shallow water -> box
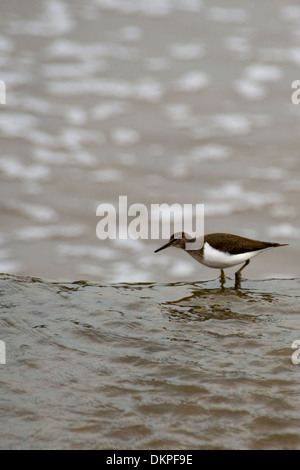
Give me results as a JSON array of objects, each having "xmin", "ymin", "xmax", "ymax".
[
  {"xmin": 1, "ymin": 274, "xmax": 300, "ymax": 449},
  {"xmin": 1, "ymin": 0, "xmax": 300, "ymax": 451}
]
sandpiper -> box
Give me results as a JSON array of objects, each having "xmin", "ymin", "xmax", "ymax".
[{"xmin": 155, "ymin": 232, "xmax": 288, "ymax": 285}]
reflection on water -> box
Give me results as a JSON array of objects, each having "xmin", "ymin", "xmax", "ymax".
[
  {"xmin": 161, "ymin": 282, "xmax": 276, "ymax": 321},
  {"xmin": 162, "ymin": 286, "xmax": 261, "ymax": 323},
  {"xmin": 1, "ymin": 274, "xmax": 300, "ymax": 449},
  {"xmin": 162, "ymin": 281, "xmax": 279, "ymax": 322}
]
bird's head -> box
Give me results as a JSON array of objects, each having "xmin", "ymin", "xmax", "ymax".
[{"xmin": 154, "ymin": 232, "xmax": 196, "ymax": 253}]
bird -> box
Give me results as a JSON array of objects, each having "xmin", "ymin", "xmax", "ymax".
[{"xmin": 154, "ymin": 232, "xmax": 288, "ymax": 286}]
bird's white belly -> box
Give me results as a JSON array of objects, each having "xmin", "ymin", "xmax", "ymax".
[{"xmin": 189, "ymin": 242, "xmax": 267, "ymax": 269}]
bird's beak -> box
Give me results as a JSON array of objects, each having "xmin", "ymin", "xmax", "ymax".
[{"xmin": 154, "ymin": 241, "xmax": 172, "ymax": 253}]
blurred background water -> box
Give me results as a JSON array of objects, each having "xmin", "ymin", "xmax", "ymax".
[
  {"xmin": 1, "ymin": 0, "xmax": 300, "ymax": 451},
  {"xmin": 0, "ymin": 0, "xmax": 299, "ymax": 282}
]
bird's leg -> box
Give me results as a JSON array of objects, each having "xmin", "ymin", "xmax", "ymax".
[
  {"xmin": 219, "ymin": 269, "xmax": 226, "ymax": 286},
  {"xmin": 235, "ymin": 259, "xmax": 250, "ymax": 285}
]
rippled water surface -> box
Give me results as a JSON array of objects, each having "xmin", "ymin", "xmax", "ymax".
[{"xmin": 1, "ymin": 274, "xmax": 300, "ymax": 449}]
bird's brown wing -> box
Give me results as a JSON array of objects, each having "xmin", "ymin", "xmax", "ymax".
[{"xmin": 204, "ymin": 233, "xmax": 286, "ymax": 255}]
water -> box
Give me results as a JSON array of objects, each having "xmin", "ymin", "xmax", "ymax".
[
  {"xmin": 1, "ymin": 0, "xmax": 300, "ymax": 450},
  {"xmin": 1, "ymin": 274, "xmax": 300, "ymax": 449},
  {"xmin": 0, "ymin": 0, "xmax": 299, "ymax": 282}
]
